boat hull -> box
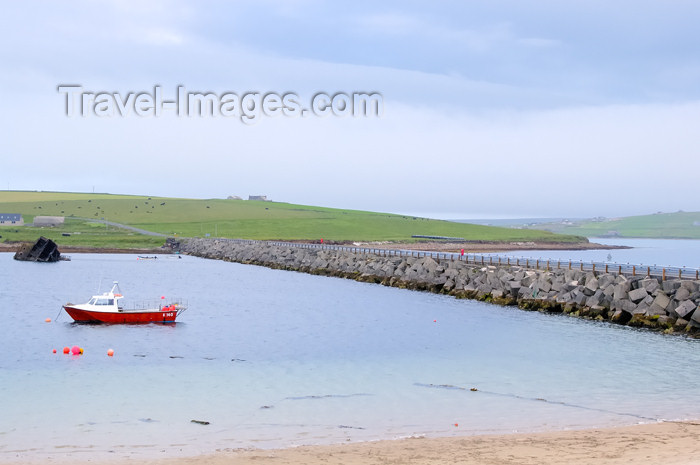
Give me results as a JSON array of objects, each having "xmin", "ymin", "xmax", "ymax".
[{"xmin": 63, "ymin": 306, "xmax": 180, "ymax": 324}]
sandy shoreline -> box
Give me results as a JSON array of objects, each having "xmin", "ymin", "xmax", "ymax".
[{"xmin": 4, "ymin": 421, "xmax": 699, "ymax": 465}]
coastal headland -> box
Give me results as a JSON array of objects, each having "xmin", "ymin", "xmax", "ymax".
[
  {"xmin": 181, "ymin": 238, "xmax": 700, "ymax": 336},
  {"xmin": 0, "ymin": 191, "xmax": 587, "ymax": 248}
]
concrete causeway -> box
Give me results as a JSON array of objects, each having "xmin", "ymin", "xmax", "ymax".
[{"xmin": 180, "ymin": 238, "xmax": 700, "ymax": 337}]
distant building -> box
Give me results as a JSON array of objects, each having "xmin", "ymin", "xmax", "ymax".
[
  {"xmin": 227, "ymin": 195, "xmax": 243, "ymax": 200},
  {"xmin": 248, "ymin": 195, "xmax": 270, "ymax": 201},
  {"xmin": 33, "ymin": 216, "xmax": 65, "ymax": 227},
  {"xmin": 0, "ymin": 213, "xmax": 24, "ymax": 226}
]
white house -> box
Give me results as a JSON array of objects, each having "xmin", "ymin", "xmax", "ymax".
[{"xmin": 0, "ymin": 214, "xmax": 24, "ymax": 226}]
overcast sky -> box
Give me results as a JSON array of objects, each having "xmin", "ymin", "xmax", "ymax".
[{"xmin": 2, "ymin": 1, "xmax": 699, "ymax": 219}]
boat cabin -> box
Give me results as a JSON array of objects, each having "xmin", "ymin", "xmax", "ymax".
[{"xmin": 88, "ymin": 297, "xmax": 116, "ymax": 306}]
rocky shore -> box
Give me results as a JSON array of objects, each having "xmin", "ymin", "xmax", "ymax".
[
  {"xmin": 350, "ymin": 240, "xmax": 626, "ymax": 253},
  {"xmin": 181, "ymin": 238, "xmax": 700, "ymax": 336},
  {"xmin": 0, "ymin": 242, "xmax": 172, "ymax": 255}
]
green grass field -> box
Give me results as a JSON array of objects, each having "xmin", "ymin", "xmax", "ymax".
[
  {"xmin": 0, "ymin": 218, "xmax": 165, "ymax": 249},
  {"xmin": 0, "ymin": 191, "xmax": 585, "ymax": 246},
  {"xmin": 534, "ymin": 212, "xmax": 700, "ymax": 239}
]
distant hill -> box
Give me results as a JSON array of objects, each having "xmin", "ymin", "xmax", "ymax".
[
  {"xmin": 0, "ymin": 191, "xmax": 585, "ymax": 244},
  {"xmin": 532, "ymin": 211, "xmax": 700, "ymax": 239}
]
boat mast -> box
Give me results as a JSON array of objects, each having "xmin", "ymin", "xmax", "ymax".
[{"xmin": 110, "ymin": 281, "xmax": 123, "ymax": 295}]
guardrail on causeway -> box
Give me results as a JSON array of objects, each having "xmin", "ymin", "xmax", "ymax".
[{"xmin": 213, "ymin": 238, "xmax": 700, "ymax": 281}]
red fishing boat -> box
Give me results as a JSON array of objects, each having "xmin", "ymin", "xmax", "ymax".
[{"xmin": 63, "ymin": 282, "xmax": 187, "ymax": 324}]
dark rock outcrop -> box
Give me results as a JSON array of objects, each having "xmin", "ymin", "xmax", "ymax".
[{"xmin": 13, "ymin": 236, "xmax": 62, "ymax": 262}]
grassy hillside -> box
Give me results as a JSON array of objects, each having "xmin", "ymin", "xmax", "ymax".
[
  {"xmin": 0, "ymin": 191, "xmax": 585, "ymax": 244},
  {"xmin": 0, "ymin": 218, "xmax": 165, "ymax": 249},
  {"xmin": 534, "ymin": 212, "xmax": 700, "ymax": 239}
]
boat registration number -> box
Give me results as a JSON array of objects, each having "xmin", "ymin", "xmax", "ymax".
[{"xmin": 163, "ymin": 312, "xmax": 174, "ymax": 317}]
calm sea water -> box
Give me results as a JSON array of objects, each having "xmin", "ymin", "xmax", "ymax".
[
  {"xmin": 494, "ymin": 238, "xmax": 700, "ymax": 269},
  {"xmin": 1, "ymin": 240, "xmax": 700, "ymax": 461}
]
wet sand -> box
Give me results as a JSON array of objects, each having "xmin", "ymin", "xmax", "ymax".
[{"xmin": 4, "ymin": 421, "xmax": 699, "ymax": 465}]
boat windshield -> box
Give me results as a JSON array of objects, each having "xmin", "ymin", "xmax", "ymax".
[
  {"xmin": 95, "ymin": 298, "xmax": 114, "ymax": 306},
  {"xmin": 88, "ymin": 298, "xmax": 97, "ymax": 305}
]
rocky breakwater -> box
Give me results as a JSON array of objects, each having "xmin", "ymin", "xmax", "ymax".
[{"xmin": 181, "ymin": 238, "xmax": 700, "ymax": 337}]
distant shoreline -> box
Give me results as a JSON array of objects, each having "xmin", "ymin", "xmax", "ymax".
[
  {"xmin": 0, "ymin": 243, "xmax": 171, "ymax": 254},
  {"xmin": 0, "ymin": 239, "xmax": 623, "ymax": 255},
  {"xmin": 346, "ymin": 240, "xmax": 627, "ymax": 253}
]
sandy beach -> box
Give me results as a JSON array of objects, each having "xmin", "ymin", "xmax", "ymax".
[{"xmin": 4, "ymin": 421, "xmax": 699, "ymax": 465}]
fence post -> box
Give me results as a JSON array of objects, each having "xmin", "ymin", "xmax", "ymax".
[
  {"xmin": 662, "ymin": 268, "xmax": 666, "ymax": 281},
  {"xmin": 536, "ymin": 259, "xmax": 539, "ymax": 270},
  {"xmin": 633, "ymin": 265, "xmax": 636, "ymax": 276},
  {"xmin": 605, "ymin": 264, "xmax": 608, "ymax": 273},
  {"xmin": 618, "ymin": 265, "xmax": 621, "ymax": 275},
  {"xmin": 647, "ymin": 267, "xmax": 650, "ymax": 277},
  {"xmin": 526, "ymin": 259, "xmax": 529, "ymax": 269},
  {"xmin": 569, "ymin": 261, "xmax": 572, "ymax": 270}
]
